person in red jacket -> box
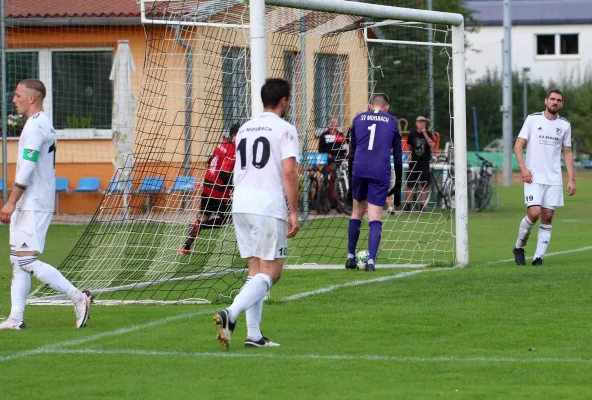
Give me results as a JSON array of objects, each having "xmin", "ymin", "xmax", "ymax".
[{"xmin": 180, "ymin": 123, "xmax": 239, "ymax": 254}]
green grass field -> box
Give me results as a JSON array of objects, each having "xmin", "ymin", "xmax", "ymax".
[{"xmin": 1, "ymin": 174, "xmax": 592, "ymax": 399}]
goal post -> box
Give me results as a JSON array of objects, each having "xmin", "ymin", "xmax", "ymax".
[
  {"xmin": 18, "ymin": 0, "xmax": 469, "ymax": 305},
  {"xmin": 261, "ymin": 0, "xmax": 469, "ymax": 266}
]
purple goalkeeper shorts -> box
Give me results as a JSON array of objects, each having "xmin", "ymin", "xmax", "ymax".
[{"xmin": 352, "ymin": 176, "xmax": 389, "ymax": 207}]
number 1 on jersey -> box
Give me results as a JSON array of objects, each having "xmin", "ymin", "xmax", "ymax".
[{"xmin": 368, "ymin": 124, "xmax": 376, "ymax": 150}]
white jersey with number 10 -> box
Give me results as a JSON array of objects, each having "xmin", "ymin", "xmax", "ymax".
[{"xmin": 232, "ymin": 112, "xmax": 300, "ymax": 221}]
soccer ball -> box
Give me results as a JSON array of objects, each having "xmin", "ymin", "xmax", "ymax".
[{"xmin": 356, "ymin": 250, "xmax": 369, "ymax": 270}]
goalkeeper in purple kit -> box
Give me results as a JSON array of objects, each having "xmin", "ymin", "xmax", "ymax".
[{"xmin": 345, "ymin": 94, "xmax": 402, "ymax": 271}]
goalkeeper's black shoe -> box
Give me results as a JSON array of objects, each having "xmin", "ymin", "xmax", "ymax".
[
  {"xmin": 513, "ymin": 247, "xmax": 526, "ymax": 266},
  {"xmin": 345, "ymin": 257, "xmax": 357, "ymax": 270},
  {"xmin": 245, "ymin": 336, "xmax": 280, "ymax": 348},
  {"xmin": 365, "ymin": 262, "xmax": 376, "ymax": 272},
  {"xmin": 532, "ymin": 257, "xmax": 543, "ymax": 267},
  {"xmin": 213, "ymin": 309, "xmax": 235, "ymax": 349}
]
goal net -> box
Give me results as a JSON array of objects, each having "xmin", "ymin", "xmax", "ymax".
[{"xmin": 4, "ymin": 0, "xmax": 466, "ymax": 305}]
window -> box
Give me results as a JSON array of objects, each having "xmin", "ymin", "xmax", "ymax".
[
  {"xmin": 222, "ymin": 47, "xmax": 251, "ymax": 131},
  {"xmin": 536, "ymin": 35, "xmax": 555, "ymax": 56},
  {"xmin": 6, "ymin": 48, "xmax": 114, "ymax": 138},
  {"xmin": 313, "ymin": 53, "xmax": 347, "ymax": 132},
  {"xmin": 284, "ymin": 51, "xmax": 301, "ymax": 126},
  {"xmin": 6, "ymin": 52, "xmax": 39, "ymax": 137},
  {"xmin": 536, "ymin": 34, "xmax": 579, "ymax": 56},
  {"xmin": 52, "ymin": 51, "xmax": 113, "ymax": 130},
  {"xmin": 560, "ymin": 34, "xmax": 578, "ymax": 55}
]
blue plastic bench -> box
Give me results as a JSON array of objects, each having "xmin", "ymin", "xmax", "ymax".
[
  {"xmin": 75, "ymin": 177, "xmax": 102, "ymax": 193},
  {"xmin": 55, "ymin": 177, "xmax": 70, "ymax": 214},
  {"xmin": 137, "ymin": 177, "xmax": 164, "ymax": 193},
  {"xmin": 170, "ymin": 176, "xmax": 197, "ymax": 193},
  {"xmin": 107, "ymin": 178, "xmax": 132, "ymax": 193},
  {"xmin": 136, "ymin": 177, "xmax": 165, "ymax": 214}
]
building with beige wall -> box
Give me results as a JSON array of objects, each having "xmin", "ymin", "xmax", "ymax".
[{"xmin": 3, "ymin": 0, "xmax": 371, "ymax": 213}]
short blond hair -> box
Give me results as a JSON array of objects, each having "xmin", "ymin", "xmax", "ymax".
[{"xmin": 19, "ymin": 79, "xmax": 46, "ymax": 100}]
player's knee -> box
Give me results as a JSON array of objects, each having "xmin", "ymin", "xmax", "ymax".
[
  {"xmin": 526, "ymin": 207, "xmax": 540, "ymax": 222},
  {"xmin": 16, "ymin": 255, "xmax": 38, "ymax": 275},
  {"xmin": 16, "ymin": 250, "xmax": 39, "ymax": 258},
  {"xmin": 541, "ymin": 210, "xmax": 554, "ymax": 225}
]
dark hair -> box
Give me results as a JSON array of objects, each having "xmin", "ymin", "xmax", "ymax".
[
  {"xmin": 546, "ymin": 89, "xmax": 563, "ymax": 100},
  {"xmin": 229, "ymin": 122, "xmax": 241, "ymax": 137},
  {"xmin": 19, "ymin": 79, "xmax": 46, "ymax": 99},
  {"xmin": 370, "ymin": 93, "xmax": 389, "ymax": 107},
  {"xmin": 261, "ymin": 78, "xmax": 291, "ymax": 108}
]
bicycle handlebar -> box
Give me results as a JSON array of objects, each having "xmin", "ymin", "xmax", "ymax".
[{"xmin": 475, "ymin": 153, "xmax": 495, "ymax": 168}]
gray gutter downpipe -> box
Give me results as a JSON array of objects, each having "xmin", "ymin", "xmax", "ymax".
[{"xmin": 174, "ymin": 26, "xmax": 193, "ymax": 178}]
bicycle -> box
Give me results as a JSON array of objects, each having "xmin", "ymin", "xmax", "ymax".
[
  {"xmin": 333, "ymin": 158, "xmax": 349, "ymax": 213},
  {"xmin": 315, "ymin": 156, "xmax": 350, "ymax": 214},
  {"xmin": 300, "ymin": 165, "xmax": 321, "ymax": 213},
  {"xmin": 468, "ymin": 153, "xmax": 494, "ymax": 212},
  {"xmin": 430, "ymin": 154, "xmax": 455, "ymax": 210},
  {"xmin": 315, "ymin": 162, "xmax": 333, "ymax": 214}
]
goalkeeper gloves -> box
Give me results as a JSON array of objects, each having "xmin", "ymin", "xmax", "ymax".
[{"xmin": 388, "ymin": 180, "xmax": 402, "ymax": 208}]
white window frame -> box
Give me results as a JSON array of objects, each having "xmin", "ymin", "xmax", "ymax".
[
  {"xmin": 534, "ymin": 33, "xmax": 580, "ymax": 60},
  {"xmin": 7, "ymin": 47, "xmax": 114, "ymax": 140}
]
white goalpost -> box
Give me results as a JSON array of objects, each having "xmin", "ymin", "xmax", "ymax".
[
  {"xmin": 22, "ymin": 0, "xmax": 467, "ymax": 305},
  {"xmin": 259, "ymin": 0, "xmax": 469, "ymax": 267}
]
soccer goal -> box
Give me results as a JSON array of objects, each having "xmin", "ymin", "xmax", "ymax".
[{"xmin": 17, "ymin": 0, "xmax": 467, "ymax": 305}]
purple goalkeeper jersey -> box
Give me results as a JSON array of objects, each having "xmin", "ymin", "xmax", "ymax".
[{"xmin": 350, "ymin": 109, "xmax": 402, "ymax": 182}]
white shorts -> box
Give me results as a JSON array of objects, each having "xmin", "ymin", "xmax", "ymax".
[
  {"xmin": 10, "ymin": 210, "xmax": 53, "ymax": 253},
  {"xmin": 234, "ymin": 213, "xmax": 288, "ymax": 261},
  {"xmin": 524, "ymin": 183, "xmax": 564, "ymax": 210}
]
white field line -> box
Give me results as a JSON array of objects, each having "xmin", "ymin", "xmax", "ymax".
[
  {"xmin": 1, "ymin": 244, "xmax": 591, "ymax": 363},
  {"xmin": 0, "ymin": 308, "xmax": 216, "ymax": 362},
  {"xmin": 473, "ymin": 245, "xmax": 592, "ymax": 268},
  {"xmin": 45, "ymin": 348, "xmax": 592, "ymax": 365},
  {"xmin": 282, "ymin": 267, "xmax": 452, "ymax": 301},
  {"xmin": 284, "ymin": 263, "xmax": 426, "ymax": 270}
]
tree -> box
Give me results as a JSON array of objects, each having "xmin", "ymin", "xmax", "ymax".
[
  {"xmin": 467, "ymin": 71, "xmax": 592, "ymax": 155},
  {"xmin": 359, "ymin": 0, "xmax": 477, "ymax": 144}
]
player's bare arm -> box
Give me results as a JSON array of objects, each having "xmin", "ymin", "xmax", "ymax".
[
  {"xmin": 0, "ymin": 186, "xmax": 26, "ymax": 224},
  {"xmin": 514, "ymin": 137, "xmax": 532, "ymax": 184},
  {"xmin": 422, "ymin": 128, "xmax": 434, "ymax": 150},
  {"xmin": 283, "ymin": 156, "xmax": 299, "ymax": 237},
  {"xmin": 563, "ymin": 145, "xmax": 576, "ymax": 196}
]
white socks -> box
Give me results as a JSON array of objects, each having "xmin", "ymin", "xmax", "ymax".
[
  {"xmin": 17, "ymin": 257, "xmax": 82, "ymax": 302},
  {"xmin": 227, "ymin": 273, "xmax": 272, "ymax": 323},
  {"xmin": 515, "ymin": 215, "xmax": 553, "ymax": 260},
  {"xmin": 515, "ymin": 216, "xmax": 535, "ymax": 249},
  {"xmin": 9, "ymin": 252, "xmax": 30, "ymax": 323},
  {"xmin": 244, "ymin": 276, "xmax": 264, "ymax": 340},
  {"xmin": 534, "ymin": 224, "xmax": 552, "ymax": 260},
  {"xmin": 246, "ymin": 298, "xmax": 264, "ymax": 340}
]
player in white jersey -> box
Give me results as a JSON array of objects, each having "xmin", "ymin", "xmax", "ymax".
[
  {"xmin": 213, "ymin": 78, "xmax": 299, "ymax": 349},
  {"xmin": 512, "ymin": 89, "xmax": 576, "ymax": 266},
  {"xmin": 0, "ymin": 79, "xmax": 91, "ymax": 330}
]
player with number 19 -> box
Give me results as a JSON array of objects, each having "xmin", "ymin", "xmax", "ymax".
[{"xmin": 345, "ymin": 94, "xmax": 402, "ymax": 271}]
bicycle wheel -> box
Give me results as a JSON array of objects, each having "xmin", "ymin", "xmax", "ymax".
[
  {"xmin": 469, "ymin": 179, "xmax": 492, "ymax": 212},
  {"xmin": 315, "ymin": 179, "xmax": 331, "ymax": 214},
  {"xmin": 334, "ymin": 177, "xmax": 348, "ymax": 213},
  {"xmin": 308, "ymin": 178, "xmax": 318, "ymax": 212}
]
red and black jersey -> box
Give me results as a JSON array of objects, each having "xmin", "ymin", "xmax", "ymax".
[
  {"xmin": 318, "ymin": 130, "xmax": 347, "ymax": 161},
  {"xmin": 202, "ymin": 141, "xmax": 236, "ymax": 201}
]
